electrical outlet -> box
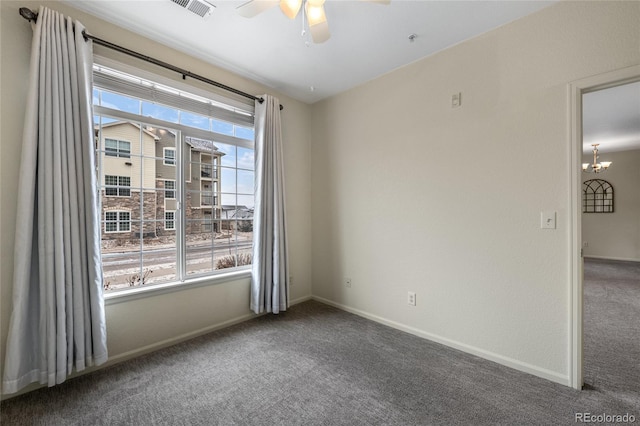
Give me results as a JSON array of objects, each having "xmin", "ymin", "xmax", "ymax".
[
  {"xmin": 408, "ymin": 291, "xmax": 416, "ymax": 306},
  {"xmin": 289, "ymin": 275, "xmax": 294, "ymax": 286},
  {"xmin": 451, "ymin": 92, "xmax": 462, "ymax": 108},
  {"xmin": 345, "ymin": 277, "xmax": 352, "ymax": 288},
  {"xmin": 583, "ymin": 241, "xmax": 588, "ymax": 248}
]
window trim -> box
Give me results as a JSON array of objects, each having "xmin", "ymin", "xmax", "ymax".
[
  {"xmin": 104, "ymin": 269, "xmax": 251, "ymax": 305},
  {"xmin": 104, "ymin": 210, "xmax": 131, "ymax": 233},
  {"xmin": 94, "ymin": 60, "xmax": 255, "ymax": 296},
  {"xmin": 164, "ymin": 179, "xmax": 176, "ymax": 200},
  {"xmin": 105, "ymin": 138, "xmax": 131, "ymax": 158},
  {"xmin": 105, "ymin": 175, "xmax": 131, "ymax": 197},
  {"xmin": 163, "ymin": 147, "xmax": 176, "ymax": 166},
  {"xmin": 165, "ymin": 210, "xmax": 175, "ymax": 230}
]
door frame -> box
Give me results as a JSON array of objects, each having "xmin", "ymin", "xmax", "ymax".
[{"xmin": 568, "ymin": 64, "xmax": 640, "ymax": 390}]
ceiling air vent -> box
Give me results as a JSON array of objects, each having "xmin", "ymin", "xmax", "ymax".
[{"xmin": 169, "ymin": 0, "xmax": 215, "ymax": 19}]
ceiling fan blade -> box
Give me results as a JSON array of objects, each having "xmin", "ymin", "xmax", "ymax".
[
  {"xmin": 309, "ymin": 21, "xmax": 330, "ymax": 43},
  {"xmin": 280, "ymin": 0, "xmax": 302, "ymax": 19},
  {"xmin": 236, "ymin": 0, "xmax": 279, "ymax": 18},
  {"xmin": 305, "ymin": 1, "xmax": 330, "ymax": 43},
  {"xmin": 361, "ymin": 0, "xmax": 390, "ymax": 4}
]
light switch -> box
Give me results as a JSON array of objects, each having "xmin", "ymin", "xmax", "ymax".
[{"xmin": 541, "ymin": 211, "xmax": 556, "ymax": 229}]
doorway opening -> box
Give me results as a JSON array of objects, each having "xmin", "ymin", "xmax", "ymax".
[{"xmin": 569, "ymin": 65, "xmax": 640, "ymax": 390}]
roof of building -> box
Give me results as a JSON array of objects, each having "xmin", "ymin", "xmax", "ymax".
[
  {"xmin": 96, "ymin": 120, "xmax": 159, "ymax": 141},
  {"xmin": 221, "ymin": 205, "xmax": 253, "ymax": 219},
  {"xmin": 185, "ymin": 137, "xmax": 224, "ymax": 155}
]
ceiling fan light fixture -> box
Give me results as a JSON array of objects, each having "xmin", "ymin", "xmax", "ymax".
[
  {"xmin": 306, "ymin": 2, "xmax": 327, "ymax": 26},
  {"xmin": 280, "ymin": 0, "xmax": 302, "ymax": 19},
  {"xmin": 238, "ymin": 0, "xmax": 387, "ymax": 44}
]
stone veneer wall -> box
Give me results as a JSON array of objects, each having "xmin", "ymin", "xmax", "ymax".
[
  {"xmin": 102, "ymin": 183, "xmax": 219, "ymax": 242},
  {"xmin": 102, "ymin": 190, "xmax": 157, "ymax": 240}
]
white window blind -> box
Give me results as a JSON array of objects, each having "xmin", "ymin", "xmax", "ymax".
[{"xmin": 93, "ymin": 64, "xmax": 254, "ymax": 128}]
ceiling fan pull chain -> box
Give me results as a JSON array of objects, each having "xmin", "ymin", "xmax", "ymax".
[
  {"xmin": 301, "ymin": 2, "xmax": 311, "ymax": 47},
  {"xmin": 301, "ymin": 2, "xmax": 306, "ymax": 37}
]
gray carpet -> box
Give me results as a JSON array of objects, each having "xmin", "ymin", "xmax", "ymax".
[
  {"xmin": 583, "ymin": 258, "xmax": 640, "ymax": 407},
  {"xmin": 1, "ymin": 261, "xmax": 638, "ymax": 425}
]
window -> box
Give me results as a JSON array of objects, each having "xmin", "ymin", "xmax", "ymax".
[
  {"xmin": 105, "ymin": 175, "xmax": 131, "ymax": 197},
  {"xmin": 105, "ymin": 211, "xmax": 130, "ymax": 233},
  {"xmin": 165, "ymin": 211, "xmax": 175, "ymax": 230},
  {"xmin": 163, "ymin": 148, "xmax": 176, "ymax": 165},
  {"xmin": 93, "ymin": 63, "xmax": 255, "ymax": 293},
  {"xmin": 105, "ymin": 138, "xmax": 130, "ymax": 158},
  {"xmin": 165, "ymin": 180, "xmax": 176, "ymax": 199}
]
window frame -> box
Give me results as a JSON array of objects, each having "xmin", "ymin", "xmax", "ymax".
[
  {"xmin": 163, "ymin": 147, "xmax": 176, "ymax": 166},
  {"xmin": 165, "ymin": 210, "xmax": 176, "ymax": 231},
  {"xmin": 93, "ymin": 57, "xmax": 256, "ymax": 301},
  {"xmin": 104, "ymin": 210, "xmax": 131, "ymax": 233},
  {"xmin": 164, "ymin": 179, "xmax": 176, "ymax": 200},
  {"xmin": 105, "ymin": 138, "xmax": 131, "ymax": 158},
  {"xmin": 105, "ymin": 175, "xmax": 131, "ymax": 197}
]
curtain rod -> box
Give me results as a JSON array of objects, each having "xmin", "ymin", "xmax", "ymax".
[{"xmin": 19, "ymin": 7, "xmax": 283, "ymax": 111}]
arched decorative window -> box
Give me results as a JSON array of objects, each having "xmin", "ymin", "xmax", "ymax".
[{"xmin": 583, "ymin": 179, "xmax": 614, "ymax": 213}]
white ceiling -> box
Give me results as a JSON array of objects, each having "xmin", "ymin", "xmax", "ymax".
[
  {"xmin": 583, "ymin": 81, "xmax": 640, "ymax": 154},
  {"xmin": 63, "ymin": 0, "xmax": 555, "ymax": 104},
  {"xmin": 60, "ymin": 1, "xmax": 639, "ymax": 154}
]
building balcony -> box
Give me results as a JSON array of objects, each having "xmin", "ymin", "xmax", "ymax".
[
  {"xmin": 201, "ymin": 195, "xmax": 218, "ymax": 206},
  {"xmin": 200, "ymin": 166, "xmax": 218, "ymax": 180}
]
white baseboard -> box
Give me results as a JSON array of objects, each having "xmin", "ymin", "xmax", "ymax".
[
  {"xmin": 584, "ymin": 255, "xmax": 640, "ymax": 263},
  {"xmin": 2, "ymin": 293, "xmax": 315, "ymax": 401},
  {"xmin": 106, "ymin": 312, "xmax": 260, "ymax": 367},
  {"xmin": 291, "ymin": 295, "xmax": 313, "ymax": 305},
  {"xmin": 311, "ymin": 295, "xmax": 569, "ymax": 387},
  {"xmin": 107, "ymin": 294, "xmax": 312, "ymax": 367},
  {"xmin": 1, "ymin": 310, "xmax": 261, "ymax": 401}
]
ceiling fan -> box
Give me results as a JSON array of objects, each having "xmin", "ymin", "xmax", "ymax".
[{"xmin": 237, "ymin": 0, "xmax": 390, "ymax": 44}]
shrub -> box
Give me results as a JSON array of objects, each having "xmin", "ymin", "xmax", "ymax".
[
  {"xmin": 126, "ymin": 268, "xmax": 153, "ymax": 286},
  {"xmin": 216, "ymin": 252, "xmax": 253, "ymax": 270},
  {"xmin": 237, "ymin": 220, "xmax": 253, "ymax": 232}
]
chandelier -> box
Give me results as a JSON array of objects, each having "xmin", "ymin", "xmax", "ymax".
[{"xmin": 582, "ymin": 143, "xmax": 612, "ymax": 173}]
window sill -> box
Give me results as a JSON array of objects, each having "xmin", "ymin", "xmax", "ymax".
[{"xmin": 104, "ymin": 268, "xmax": 251, "ymax": 306}]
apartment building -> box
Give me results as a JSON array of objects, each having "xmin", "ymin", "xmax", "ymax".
[{"xmin": 97, "ymin": 121, "xmax": 225, "ymax": 241}]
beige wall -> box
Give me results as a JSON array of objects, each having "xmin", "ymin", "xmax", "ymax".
[
  {"xmin": 153, "ymin": 129, "xmax": 178, "ymax": 183},
  {"xmin": 310, "ymin": 1, "xmax": 640, "ymax": 385},
  {"xmin": 582, "ymin": 149, "xmax": 640, "ymax": 261},
  {"xmin": 0, "ymin": 0, "xmax": 312, "ymax": 397},
  {"xmin": 100, "ymin": 122, "xmax": 158, "ymax": 190}
]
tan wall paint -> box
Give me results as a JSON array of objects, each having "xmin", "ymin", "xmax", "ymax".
[
  {"xmin": 100, "ymin": 122, "xmax": 157, "ymax": 189},
  {"xmin": 582, "ymin": 149, "xmax": 640, "ymax": 261},
  {"xmin": 310, "ymin": 1, "xmax": 640, "ymax": 385},
  {"xmin": 0, "ymin": 0, "xmax": 312, "ymax": 397}
]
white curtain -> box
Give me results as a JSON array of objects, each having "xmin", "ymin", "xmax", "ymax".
[
  {"xmin": 250, "ymin": 95, "xmax": 289, "ymax": 314},
  {"xmin": 3, "ymin": 6, "xmax": 107, "ymax": 394}
]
